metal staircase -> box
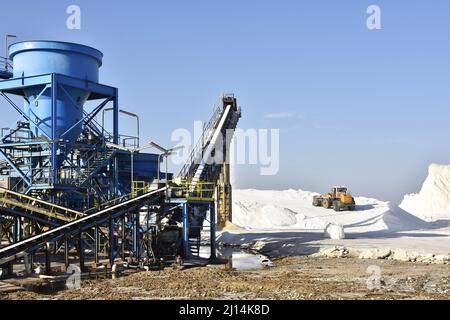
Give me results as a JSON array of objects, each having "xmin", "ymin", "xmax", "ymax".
[
  {"xmin": 188, "ymin": 237, "xmax": 201, "ymax": 256},
  {"xmin": 75, "ymin": 149, "xmax": 115, "ymax": 187}
]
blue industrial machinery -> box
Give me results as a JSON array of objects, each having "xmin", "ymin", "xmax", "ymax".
[
  {"xmin": 0, "ymin": 40, "xmax": 241, "ymax": 276},
  {"xmin": 0, "ymin": 41, "xmax": 123, "ymax": 204}
]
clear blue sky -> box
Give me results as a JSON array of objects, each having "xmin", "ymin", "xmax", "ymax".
[{"xmin": 1, "ymin": 0, "xmax": 449, "ymax": 204}]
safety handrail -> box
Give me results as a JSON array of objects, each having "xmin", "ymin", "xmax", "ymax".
[
  {"xmin": 170, "ymin": 179, "xmax": 215, "ymax": 201},
  {"xmin": 178, "ymin": 104, "xmax": 223, "ymax": 178},
  {"xmin": 84, "ymin": 181, "xmax": 151, "ymax": 214},
  {"xmin": 84, "ymin": 193, "xmax": 132, "ymax": 214}
]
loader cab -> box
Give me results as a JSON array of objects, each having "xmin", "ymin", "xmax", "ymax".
[{"xmin": 332, "ymin": 186, "xmax": 347, "ymax": 197}]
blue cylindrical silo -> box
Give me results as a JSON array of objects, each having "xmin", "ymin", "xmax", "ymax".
[{"xmin": 9, "ymin": 41, "xmax": 103, "ymax": 143}]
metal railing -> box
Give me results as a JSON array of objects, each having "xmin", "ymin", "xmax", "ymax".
[
  {"xmin": 131, "ymin": 180, "xmax": 151, "ymax": 197},
  {"xmin": 178, "ymin": 104, "xmax": 224, "ymax": 179},
  {"xmin": 84, "ymin": 181, "xmax": 151, "ymax": 214},
  {"xmin": 171, "ymin": 179, "xmax": 215, "ymax": 201}
]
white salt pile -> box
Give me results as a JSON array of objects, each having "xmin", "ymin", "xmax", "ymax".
[
  {"xmin": 400, "ymin": 163, "xmax": 450, "ymax": 222},
  {"xmin": 231, "ymin": 188, "xmax": 429, "ymax": 233},
  {"xmin": 325, "ymin": 223, "xmax": 345, "ymax": 240},
  {"xmin": 232, "ymin": 202, "xmax": 307, "ymax": 229}
]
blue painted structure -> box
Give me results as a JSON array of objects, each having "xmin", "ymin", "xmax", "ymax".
[
  {"xmin": 117, "ymin": 152, "xmax": 161, "ymax": 182},
  {"xmin": 9, "ymin": 41, "xmax": 103, "ymax": 144},
  {"xmin": 0, "ymin": 40, "xmax": 238, "ymax": 270},
  {"xmin": 0, "ymin": 40, "xmax": 151, "ymax": 206},
  {"xmin": 0, "ymin": 40, "xmax": 170, "ymax": 270}
]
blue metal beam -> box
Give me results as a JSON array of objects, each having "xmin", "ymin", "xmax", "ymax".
[
  {"xmin": 0, "ymin": 148, "xmax": 31, "ymax": 186},
  {"xmin": 0, "ymin": 92, "xmax": 52, "ymax": 140},
  {"xmin": 59, "ymin": 89, "xmax": 112, "ymax": 139},
  {"xmin": 51, "ymin": 74, "xmax": 58, "ymax": 186},
  {"xmin": 0, "ymin": 73, "xmax": 117, "ymax": 99},
  {"xmin": 55, "ymin": 74, "xmax": 116, "ymax": 99},
  {"xmin": 182, "ymin": 203, "xmax": 189, "ymax": 258},
  {"xmin": 133, "ymin": 212, "xmax": 139, "ymax": 258},
  {"xmin": 113, "ymin": 88, "xmax": 119, "ymax": 197},
  {"xmin": 0, "ymin": 141, "xmax": 50, "ymax": 148},
  {"xmin": 0, "ymin": 74, "xmax": 52, "ymax": 93},
  {"xmin": 113, "ymin": 89, "xmax": 119, "ymax": 145}
]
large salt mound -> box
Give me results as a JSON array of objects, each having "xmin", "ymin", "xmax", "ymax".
[
  {"xmin": 232, "ymin": 189, "xmax": 427, "ymax": 233},
  {"xmin": 400, "ymin": 163, "xmax": 450, "ymax": 222},
  {"xmin": 232, "ymin": 201, "xmax": 308, "ymax": 229}
]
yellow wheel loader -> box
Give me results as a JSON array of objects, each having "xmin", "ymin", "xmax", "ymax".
[{"xmin": 312, "ymin": 186, "xmax": 356, "ymax": 212}]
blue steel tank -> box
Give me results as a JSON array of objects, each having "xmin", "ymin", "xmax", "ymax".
[{"xmin": 8, "ymin": 41, "xmax": 103, "ymax": 143}]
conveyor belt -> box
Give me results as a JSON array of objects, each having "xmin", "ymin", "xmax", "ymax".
[
  {"xmin": 0, "ymin": 187, "xmax": 84, "ymax": 223},
  {"xmin": 0, "ymin": 187, "xmax": 166, "ymax": 265},
  {"xmin": 178, "ymin": 94, "xmax": 241, "ymax": 197}
]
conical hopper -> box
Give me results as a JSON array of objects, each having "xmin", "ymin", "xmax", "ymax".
[{"xmin": 9, "ymin": 41, "xmax": 103, "ymax": 143}]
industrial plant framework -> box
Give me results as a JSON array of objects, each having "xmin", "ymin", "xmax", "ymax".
[{"xmin": 0, "ymin": 40, "xmax": 241, "ymax": 276}]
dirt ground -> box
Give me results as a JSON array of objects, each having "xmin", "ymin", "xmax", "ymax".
[{"xmin": 1, "ymin": 256, "xmax": 449, "ymax": 300}]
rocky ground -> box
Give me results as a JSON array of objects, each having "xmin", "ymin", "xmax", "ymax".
[{"xmin": 1, "ymin": 256, "xmax": 449, "ymax": 300}]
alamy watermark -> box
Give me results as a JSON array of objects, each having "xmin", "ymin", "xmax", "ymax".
[
  {"xmin": 170, "ymin": 122, "xmax": 280, "ymax": 176},
  {"xmin": 66, "ymin": 5, "xmax": 81, "ymax": 30},
  {"xmin": 367, "ymin": 5, "xmax": 382, "ymax": 30},
  {"xmin": 66, "ymin": 264, "xmax": 81, "ymax": 289},
  {"xmin": 66, "ymin": 5, "xmax": 381, "ymax": 31},
  {"xmin": 366, "ymin": 265, "xmax": 383, "ymax": 290}
]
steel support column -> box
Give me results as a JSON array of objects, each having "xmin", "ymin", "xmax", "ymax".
[
  {"xmin": 7, "ymin": 260, "xmax": 13, "ymax": 276},
  {"xmin": 209, "ymin": 202, "xmax": 216, "ymax": 260},
  {"xmin": 45, "ymin": 243, "xmax": 51, "ymax": 275},
  {"xmin": 182, "ymin": 202, "xmax": 189, "ymax": 258},
  {"xmin": 133, "ymin": 212, "xmax": 140, "ymax": 260},
  {"xmin": 64, "ymin": 237, "xmax": 69, "ymax": 268},
  {"xmin": 121, "ymin": 218, "xmax": 125, "ymax": 260},
  {"xmin": 109, "ymin": 218, "xmax": 115, "ymax": 265},
  {"xmin": 14, "ymin": 217, "xmax": 22, "ymax": 243},
  {"xmin": 29, "ymin": 252, "xmax": 34, "ymax": 273},
  {"xmin": 13, "ymin": 218, "xmax": 18, "ymax": 243},
  {"xmin": 51, "ymin": 73, "xmax": 58, "ymax": 187},
  {"xmin": 94, "ymin": 226, "xmax": 99, "ymax": 264},
  {"xmin": 78, "ymin": 234, "xmax": 84, "ymax": 271},
  {"xmin": 113, "ymin": 89, "xmax": 119, "ymax": 197}
]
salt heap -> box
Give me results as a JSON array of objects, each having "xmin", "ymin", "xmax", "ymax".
[
  {"xmin": 232, "ymin": 201, "xmax": 306, "ymax": 229},
  {"xmin": 232, "ymin": 189, "xmax": 402, "ymax": 232},
  {"xmin": 400, "ymin": 163, "xmax": 450, "ymax": 222},
  {"xmin": 325, "ymin": 223, "xmax": 346, "ymax": 240}
]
